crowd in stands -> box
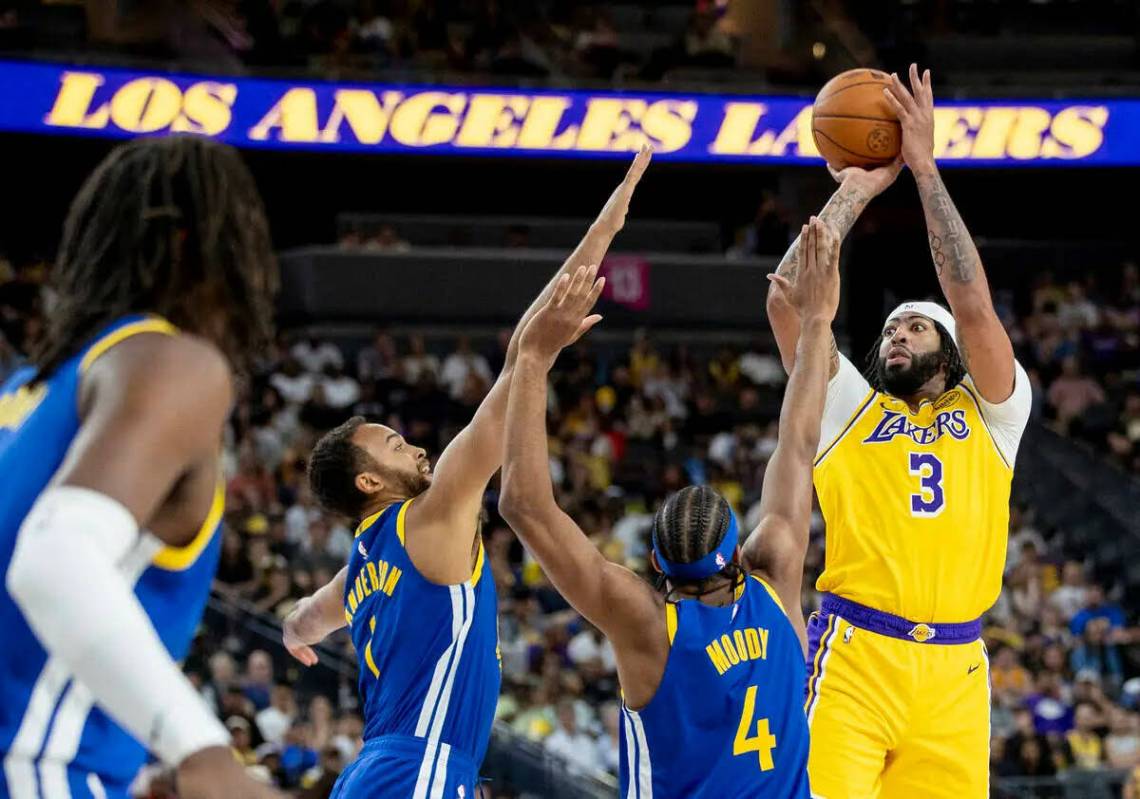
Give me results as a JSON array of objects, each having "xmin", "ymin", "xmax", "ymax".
[{"xmin": 2, "ymin": 243, "xmax": 1139, "ymax": 797}]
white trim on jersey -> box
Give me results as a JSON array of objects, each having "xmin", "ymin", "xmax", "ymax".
[
  {"xmin": 429, "ymin": 743, "xmax": 451, "ymax": 799},
  {"xmin": 621, "ymin": 711, "xmax": 638, "ymax": 799},
  {"xmin": 86, "ymin": 773, "xmax": 107, "ymax": 799},
  {"xmin": 805, "ymin": 616, "xmax": 844, "ymax": 728},
  {"xmin": 3, "ymin": 660, "xmax": 70, "ymax": 798},
  {"xmin": 413, "ymin": 584, "xmax": 475, "ymax": 799},
  {"xmin": 627, "ymin": 710, "xmax": 653, "ymax": 799}
]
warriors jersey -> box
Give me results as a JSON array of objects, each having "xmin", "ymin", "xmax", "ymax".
[
  {"xmin": 812, "ymin": 354, "xmax": 1032, "ymax": 622},
  {"xmin": 0, "ymin": 315, "xmax": 223, "ymax": 799},
  {"xmin": 620, "ymin": 576, "xmax": 810, "ymax": 799}
]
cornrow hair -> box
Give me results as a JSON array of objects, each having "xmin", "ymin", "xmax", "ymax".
[
  {"xmin": 32, "ymin": 135, "xmax": 277, "ymax": 382},
  {"xmin": 653, "ymin": 485, "xmax": 742, "ymax": 601},
  {"xmin": 308, "ymin": 416, "xmax": 377, "ymax": 523},
  {"xmin": 862, "ymin": 320, "xmax": 967, "ymax": 393}
]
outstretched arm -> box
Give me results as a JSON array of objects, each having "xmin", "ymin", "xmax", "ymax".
[
  {"xmin": 884, "ymin": 64, "xmax": 1015, "ymax": 403},
  {"xmin": 405, "ymin": 149, "xmax": 653, "ymax": 584},
  {"xmin": 743, "ymin": 219, "xmax": 840, "ymax": 651},
  {"xmin": 767, "ymin": 160, "xmax": 901, "ymax": 375},
  {"xmin": 498, "ymin": 267, "xmax": 662, "ymax": 652},
  {"xmin": 283, "ymin": 567, "xmax": 348, "ymax": 666}
]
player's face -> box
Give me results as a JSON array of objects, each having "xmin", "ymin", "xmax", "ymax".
[
  {"xmin": 876, "ymin": 313, "xmax": 946, "ymax": 396},
  {"xmin": 351, "ymin": 423, "xmax": 432, "ymax": 498}
]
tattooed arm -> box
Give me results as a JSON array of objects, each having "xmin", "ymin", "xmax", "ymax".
[
  {"xmin": 885, "ymin": 65, "xmax": 1015, "ymax": 402},
  {"xmin": 767, "ymin": 162, "xmax": 901, "ymax": 377}
]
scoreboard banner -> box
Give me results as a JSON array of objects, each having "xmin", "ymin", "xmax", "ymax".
[{"xmin": 0, "ymin": 59, "xmax": 1137, "ymax": 166}]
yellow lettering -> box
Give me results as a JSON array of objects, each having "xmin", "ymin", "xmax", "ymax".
[
  {"xmin": 1006, "ymin": 107, "xmax": 1051, "ymax": 160},
  {"xmin": 171, "ymin": 81, "xmax": 237, "ymax": 135},
  {"xmin": 933, "ymin": 108, "xmax": 982, "ymax": 158},
  {"xmin": 375, "ymin": 560, "xmax": 389, "ymax": 590},
  {"xmin": 109, "ymin": 78, "xmax": 182, "ymax": 133},
  {"xmin": 970, "ymin": 108, "xmax": 1019, "ymax": 158},
  {"xmin": 382, "ymin": 566, "xmax": 402, "ymax": 596},
  {"xmin": 44, "ymin": 72, "xmax": 109, "ymax": 129},
  {"xmin": 1043, "ymin": 106, "xmax": 1108, "ymax": 159},
  {"xmin": 0, "ymin": 385, "xmax": 48, "ymax": 431},
  {"xmin": 758, "ymin": 627, "xmax": 769, "ymax": 659},
  {"xmin": 456, "ymin": 94, "xmax": 531, "ymax": 148},
  {"xmin": 768, "ymin": 107, "xmax": 815, "ymax": 157},
  {"xmin": 517, "ymin": 96, "xmax": 575, "ymax": 149},
  {"xmin": 366, "ymin": 561, "xmax": 381, "ymax": 593},
  {"xmin": 733, "ymin": 630, "xmax": 748, "ymax": 660},
  {"xmin": 745, "ymin": 628, "xmax": 762, "ymax": 660},
  {"xmin": 710, "ymin": 103, "xmax": 768, "ymax": 154},
  {"xmin": 249, "ymin": 88, "xmax": 319, "ymax": 142},
  {"xmin": 388, "ymin": 92, "xmax": 467, "ymax": 147},
  {"xmin": 319, "ymin": 89, "xmax": 403, "ymax": 144},
  {"xmin": 347, "ymin": 590, "xmax": 359, "ymax": 614},
  {"xmin": 577, "ymin": 99, "xmax": 647, "ymax": 151},
  {"xmin": 641, "ymin": 99, "xmax": 697, "ymax": 153},
  {"xmin": 706, "ymin": 641, "xmax": 730, "ymax": 675},
  {"xmin": 721, "ymin": 634, "xmax": 740, "ymax": 665}
]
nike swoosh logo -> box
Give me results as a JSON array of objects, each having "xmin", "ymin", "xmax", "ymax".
[{"xmin": 967, "ymin": 663, "xmax": 981, "ymax": 675}]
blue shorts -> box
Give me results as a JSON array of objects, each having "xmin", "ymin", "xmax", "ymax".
[{"xmin": 331, "ymin": 735, "xmax": 478, "ymax": 799}]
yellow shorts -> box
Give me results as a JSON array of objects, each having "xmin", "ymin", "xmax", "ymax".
[{"xmin": 803, "ymin": 609, "xmax": 990, "ymax": 799}]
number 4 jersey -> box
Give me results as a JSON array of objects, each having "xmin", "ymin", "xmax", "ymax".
[
  {"xmin": 619, "ymin": 576, "xmax": 810, "ymax": 799},
  {"xmin": 812, "ymin": 354, "xmax": 1032, "ymax": 623}
]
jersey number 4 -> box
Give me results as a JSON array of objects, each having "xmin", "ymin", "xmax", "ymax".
[
  {"xmin": 734, "ymin": 685, "xmax": 777, "ymax": 771},
  {"xmin": 908, "ymin": 452, "xmax": 946, "ymax": 517}
]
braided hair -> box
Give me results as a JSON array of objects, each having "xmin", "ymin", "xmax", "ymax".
[
  {"xmin": 652, "ymin": 485, "xmax": 742, "ymax": 601},
  {"xmin": 862, "ymin": 320, "xmax": 967, "ymax": 394},
  {"xmin": 32, "ymin": 135, "xmax": 277, "ymax": 381}
]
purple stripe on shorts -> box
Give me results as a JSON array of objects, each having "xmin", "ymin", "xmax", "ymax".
[{"xmin": 820, "ymin": 593, "xmax": 981, "ymax": 645}]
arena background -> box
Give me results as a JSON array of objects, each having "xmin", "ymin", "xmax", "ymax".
[{"xmin": 0, "ymin": 1, "xmax": 1139, "ymax": 797}]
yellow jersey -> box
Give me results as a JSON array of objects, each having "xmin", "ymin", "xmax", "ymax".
[{"xmin": 812, "ymin": 355, "xmax": 1031, "ymax": 622}]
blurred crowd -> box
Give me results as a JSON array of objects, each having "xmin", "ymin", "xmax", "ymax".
[{"xmin": 2, "ymin": 244, "xmax": 1139, "ymax": 797}]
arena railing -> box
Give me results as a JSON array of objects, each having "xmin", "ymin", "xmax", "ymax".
[{"xmin": 992, "ymin": 769, "xmax": 1129, "ymax": 799}]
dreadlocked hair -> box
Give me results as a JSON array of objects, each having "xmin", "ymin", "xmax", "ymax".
[
  {"xmin": 652, "ymin": 485, "xmax": 742, "ymax": 601},
  {"xmin": 32, "ymin": 135, "xmax": 277, "ymax": 382},
  {"xmin": 862, "ymin": 319, "xmax": 967, "ymax": 393},
  {"xmin": 308, "ymin": 416, "xmax": 378, "ymax": 522}
]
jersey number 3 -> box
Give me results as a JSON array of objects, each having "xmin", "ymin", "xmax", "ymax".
[
  {"xmin": 908, "ymin": 452, "xmax": 945, "ymax": 517},
  {"xmin": 734, "ymin": 685, "xmax": 777, "ymax": 771}
]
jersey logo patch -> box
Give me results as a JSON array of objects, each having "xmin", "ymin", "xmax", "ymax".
[
  {"xmin": 358, "ymin": 540, "xmax": 368, "ymax": 558},
  {"xmin": 863, "ymin": 409, "xmax": 970, "ymax": 446},
  {"xmin": 908, "ymin": 623, "xmax": 936, "ymax": 643}
]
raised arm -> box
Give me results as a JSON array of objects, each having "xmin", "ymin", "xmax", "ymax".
[
  {"xmin": 884, "ymin": 64, "xmax": 1015, "ymax": 402},
  {"xmin": 405, "ymin": 149, "xmax": 653, "ymax": 583},
  {"xmin": 767, "ymin": 160, "xmax": 901, "ymax": 376},
  {"xmin": 743, "ymin": 219, "xmax": 840, "ymax": 650},
  {"xmin": 498, "ymin": 266, "xmax": 663, "ymax": 654},
  {"xmin": 282, "ymin": 566, "xmax": 349, "ymax": 666}
]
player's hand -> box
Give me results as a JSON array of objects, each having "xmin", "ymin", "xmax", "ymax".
[
  {"xmin": 883, "ymin": 63, "xmax": 936, "ymax": 173},
  {"xmin": 594, "ymin": 144, "xmax": 653, "ymax": 236},
  {"xmin": 520, "ymin": 264, "xmax": 605, "ymax": 362},
  {"xmin": 176, "ymin": 746, "xmax": 284, "ymax": 799},
  {"xmin": 767, "ymin": 218, "xmax": 840, "ymax": 322},
  {"xmin": 282, "ymin": 598, "xmax": 319, "ymax": 667},
  {"xmin": 828, "ymin": 157, "xmax": 903, "ymax": 199}
]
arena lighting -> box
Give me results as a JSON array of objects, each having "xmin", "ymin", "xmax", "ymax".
[{"xmin": 1, "ymin": 59, "xmax": 1137, "ymax": 166}]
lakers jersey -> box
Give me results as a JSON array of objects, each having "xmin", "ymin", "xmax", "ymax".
[
  {"xmin": 344, "ymin": 500, "xmax": 499, "ymax": 786},
  {"xmin": 813, "ymin": 354, "xmax": 1031, "ymax": 622},
  {"xmin": 0, "ymin": 315, "xmax": 223, "ymax": 799},
  {"xmin": 620, "ymin": 576, "xmax": 810, "ymax": 799}
]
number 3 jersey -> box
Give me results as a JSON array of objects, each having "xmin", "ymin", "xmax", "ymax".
[
  {"xmin": 619, "ymin": 576, "xmax": 810, "ymax": 799},
  {"xmin": 812, "ymin": 354, "xmax": 1032, "ymax": 623}
]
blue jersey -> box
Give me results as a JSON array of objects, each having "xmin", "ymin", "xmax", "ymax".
[
  {"xmin": 620, "ymin": 575, "xmax": 810, "ymax": 799},
  {"xmin": 0, "ymin": 316, "xmax": 223, "ymax": 799},
  {"xmin": 343, "ymin": 499, "xmax": 499, "ymax": 795}
]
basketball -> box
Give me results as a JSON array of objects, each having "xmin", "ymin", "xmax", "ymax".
[{"xmin": 811, "ymin": 68, "xmax": 901, "ymax": 171}]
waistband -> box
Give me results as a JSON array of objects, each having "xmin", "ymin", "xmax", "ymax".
[
  {"xmin": 820, "ymin": 594, "xmax": 982, "ymax": 645},
  {"xmin": 360, "ymin": 734, "xmax": 477, "ymax": 774}
]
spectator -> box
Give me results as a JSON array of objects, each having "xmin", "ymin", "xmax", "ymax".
[
  {"xmin": 544, "ymin": 699, "xmax": 602, "ymax": 776},
  {"xmin": 595, "ymin": 702, "xmax": 621, "ymax": 776},
  {"xmin": 215, "ymin": 530, "xmax": 258, "ymax": 597},
  {"xmin": 280, "ymin": 721, "xmax": 319, "ymax": 788},
  {"xmin": 1064, "ymin": 702, "xmax": 1104, "ymax": 769},
  {"xmin": 271, "ymin": 356, "xmax": 316, "ymax": 405},
  {"xmin": 243, "ymin": 650, "xmax": 276, "ymax": 711},
  {"xmin": 441, "ymin": 336, "xmax": 493, "ymax": 401},
  {"xmin": 402, "ymin": 334, "xmax": 441, "ymax": 386},
  {"xmin": 1105, "ymin": 709, "xmax": 1140, "ymax": 770},
  {"xmin": 1070, "ymin": 584, "xmax": 1126, "ymax": 637},
  {"xmin": 292, "ymin": 336, "xmax": 344, "ymax": 374},
  {"xmin": 364, "ymin": 223, "xmax": 411, "ymax": 253},
  {"xmin": 257, "ymin": 683, "xmax": 299, "ymax": 746},
  {"xmin": 1050, "ymin": 561, "xmax": 1089, "ymax": 623},
  {"xmin": 357, "ymin": 329, "xmax": 400, "ymax": 383},
  {"xmin": 1070, "ymin": 618, "xmax": 1124, "ymax": 687},
  {"xmin": 228, "ymin": 716, "xmax": 258, "ymax": 766},
  {"xmin": 991, "ymin": 646, "xmax": 1033, "ymax": 703},
  {"xmin": 1046, "ymin": 356, "xmax": 1105, "ymax": 432}
]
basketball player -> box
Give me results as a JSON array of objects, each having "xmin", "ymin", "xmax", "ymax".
[
  {"xmin": 768, "ymin": 65, "xmax": 1032, "ymax": 799},
  {"xmin": 497, "ymin": 218, "xmax": 842, "ymax": 798},
  {"xmin": 281, "ymin": 147, "xmax": 652, "ymax": 799},
  {"xmin": 0, "ymin": 138, "xmax": 280, "ymax": 799}
]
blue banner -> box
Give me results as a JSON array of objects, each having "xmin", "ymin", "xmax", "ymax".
[{"xmin": 0, "ymin": 59, "xmax": 1134, "ymax": 166}]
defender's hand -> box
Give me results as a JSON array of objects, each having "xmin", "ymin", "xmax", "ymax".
[
  {"xmin": 883, "ymin": 64, "xmax": 936, "ymax": 174},
  {"xmin": 519, "ymin": 264, "xmax": 605, "ymax": 362},
  {"xmin": 768, "ymin": 218, "xmax": 840, "ymax": 322},
  {"xmin": 282, "ymin": 598, "xmax": 319, "ymax": 666},
  {"xmin": 594, "ymin": 145, "xmax": 653, "ymax": 236}
]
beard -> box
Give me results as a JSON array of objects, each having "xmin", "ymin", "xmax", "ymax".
[
  {"xmin": 879, "ymin": 349, "xmax": 947, "ymax": 397},
  {"xmin": 385, "ymin": 466, "xmax": 432, "ymax": 498}
]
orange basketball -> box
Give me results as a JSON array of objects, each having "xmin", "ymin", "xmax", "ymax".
[{"xmin": 811, "ymin": 69, "xmax": 900, "ymax": 170}]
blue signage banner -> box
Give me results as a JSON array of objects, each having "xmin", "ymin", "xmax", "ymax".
[{"xmin": 0, "ymin": 59, "xmax": 1135, "ymax": 166}]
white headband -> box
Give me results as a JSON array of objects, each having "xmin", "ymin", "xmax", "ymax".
[{"xmin": 885, "ymin": 301, "xmax": 957, "ymax": 345}]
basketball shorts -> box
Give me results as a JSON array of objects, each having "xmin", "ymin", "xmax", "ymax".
[
  {"xmin": 330, "ymin": 735, "xmax": 478, "ymax": 799},
  {"xmin": 803, "ymin": 594, "xmax": 990, "ymax": 799}
]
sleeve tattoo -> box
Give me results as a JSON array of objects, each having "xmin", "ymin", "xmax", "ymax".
[
  {"xmin": 773, "ymin": 182, "xmax": 871, "ymax": 282},
  {"xmin": 916, "ymin": 171, "xmax": 979, "ymax": 284}
]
